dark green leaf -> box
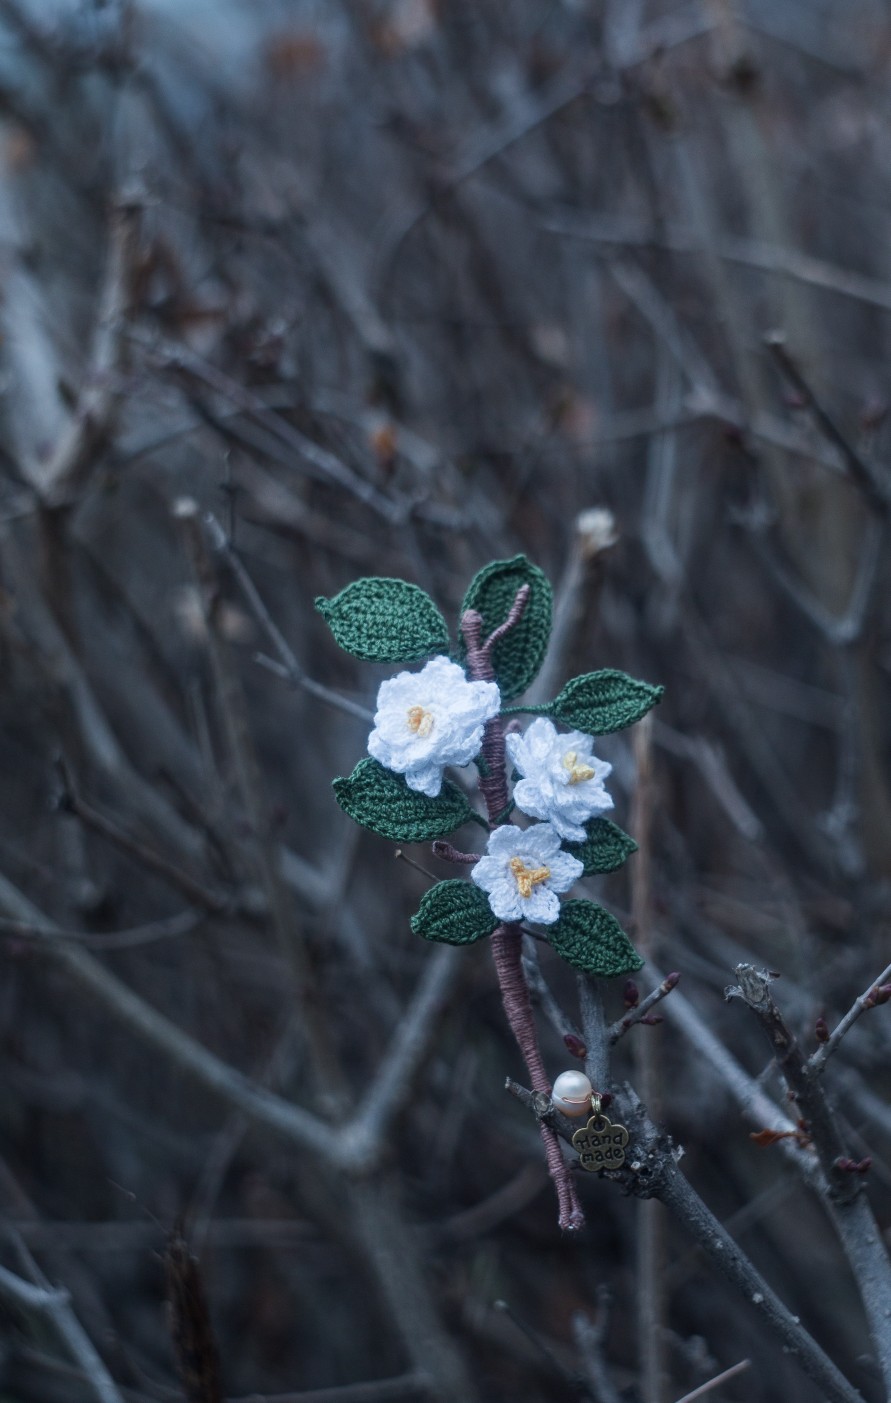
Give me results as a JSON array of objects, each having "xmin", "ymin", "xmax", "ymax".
[
  {"xmin": 333, "ymin": 758, "xmax": 478, "ymax": 841},
  {"xmin": 549, "ymin": 900, "xmax": 643, "ymax": 977},
  {"xmin": 550, "ymin": 670, "xmax": 663, "ymax": 735},
  {"xmin": 459, "ymin": 555, "xmax": 552, "ymax": 700},
  {"xmin": 316, "ymin": 577, "xmax": 449, "ymax": 663},
  {"xmin": 565, "ymin": 818, "xmax": 638, "ymax": 875},
  {"xmin": 411, "ymin": 880, "xmax": 498, "ymax": 945}
]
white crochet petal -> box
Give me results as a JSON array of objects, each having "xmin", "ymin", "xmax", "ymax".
[
  {"xmin": 524, "ymin": 886, "xmax": 560, "ymax": 925},
  {"xmin": 404, "ymin": 761, "xmax": 443, "ymax": 797},
  {"xmin": 486, "ymin": 876, "xmax": 524, "ymax": 923},
  {"xmin": 546, "ymin": 849, "xmax": 585, "ymax": 891},
  {"xmin": 510, "ymin": 718, "xmax": 615, "ymax": 836},
  {"xmin": 518, "ymin": 822, "xmax": 561, "ymax": 862},
  {"xmin": 367, "ymin": 656, "xmax": 501, "ymax": 788},
  {"xmin": 512, "ymin": 779, "xmax": 549, "ymax": 823},
  {"xmin": 486, "ymin": 825, "xmax": 521, "ymax": 856}
]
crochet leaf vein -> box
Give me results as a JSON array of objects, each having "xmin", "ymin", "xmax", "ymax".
[
  {"xmin": 333, "ymin": 757, "xmax": 479, "ymax": 841},
  {"xmin": 564, "ymin": 817, "xmax": 638, "ymax": 875},
  {"xmin": 459, "ymin": 555, "xmax": 552, "ymax": 700},
  {"xmin": 410, "ymin": 880, "xmax": 498, "ymax": 945},
  {"xmin": 316, "ymin": 577, "xmax": 449, "ymax": 663},
  {"xmin": 548, "ymin": 900, "xmax": 643, "ymax": 977},
  {"xmin": 550, "ymin": 669, "xmax": 663, "ymax": 735}
]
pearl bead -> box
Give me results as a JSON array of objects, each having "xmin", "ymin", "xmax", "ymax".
[{"xmin": 551, "ymin": 1070, "xmax": 593, "ymax": 1117}]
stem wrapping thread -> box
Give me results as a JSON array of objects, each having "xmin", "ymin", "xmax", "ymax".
[{"xmin": 462, "ymin": 599, "xmax": 584, "ymax": 1231}]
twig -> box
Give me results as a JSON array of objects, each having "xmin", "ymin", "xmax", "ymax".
[
  {"xmin": 1, "ymin": 529, "xmax": 205, "ymax": 863},
  {"xmin": 609, "ymin": 972, "xmax": 680, "ymax": 1044},
  {"xmin": 137, "ymin": 331, "xmax": 404, "ymax": 525},
  {"xmin": 542, "ymin": 209, "xmax": 891, "ymax": 318},
  {"xmin": 653, "ymin": 724, "xmax": 764, "ymax": 842},
  {"xmin": 680, "ymin": 605, "xmax": 833, "ymax": 869},
  {"xmin": 492, "ymin": 1299, "xmax": 587, "ymax": 1395},
  {"xmin": 607, "ymin": 259, "xmax": 719, "ymax": 401},
  {"xmin": 255, "ymin": 653, "xmax": 372, "ymax": 723},
  {"xmin": 578, "ymin": 976, "xmax": 610, "ymax": 1094},
  {"xmin": 523, "ymin": 939, "xmax": 585, "ymax": 1045},
  {"xmin": 508, "ymin": 1081, "xmax": 862, "ymax": 1403},
  {"xmin": 524, "ymin": 510, "xmax": 617, "ymax": 706},
  {"xmin": 1, "ymin": 852, "xmax": 471, "ymax": 1401},
  {"xmin": 164, "ymin": 1223, "xmax": 224, "ymax": 1403},
  {"xmin": 572, "ymin": 1294, "xmax": 623, "ymax": 1403},
  {"xmin": 0, "ymin": 908, "xmax": 202, "ymax": 951},
  {"xmin": 808, "ymin": 960, "xmax": 891, "ymax": 1075},
  {"xmin": 0, "ymin": 1259, "xmax": 125, "ymax": 1403},
  {"xmin": 671, "ymin": 1358, "xmax": 751, "ymax": 1403},
  {"xmin": 394, "ymin": 849, "xmax": 440, "ymax": 882},
  {"xmin": 347, "ymin": 1175, "xmax": 478, "ymax": 1401},
  {"xmin": 728, "ymin": 964, "xmax": 891, "ymax": 1392},
  {"xmin": 176, "ymin": 499, "xmax": 345, "ymax": 1106},
  {"xmin": 203, "ymin": 512, "xmax": 373, "ymax": 724},
  {"xmin": 654, "ymin": 966, "xmax": 820, "ymax": 1183},
  {"xmin": 629, "ymin": 713, "xmax": 667, "ymax": 1403},
  {"xmin": 0, "ymin": 868, "xmax": 339, "ymax": 1166},
  {"xmin": 40, "ymin": 194, "xmax": 141, "ymax": 506},
  {"xmin": 348, "ymin": 945, "xmax": 465, "ymax": 1160},
  {"xmin": 227, "ymin": 1376, "xmax": 431, "ymax": 1402},
  {"xmin": 10, "ymin": 1219, "xmax": 319, "ymax": 1252},
  {"xmin": 8, "ymin": 1350, "xmax": 156, "ymax": 1403},
  {"xmin": 726, "ymin": 965, "xmax": 866, "ymax": 1201},
  {"xmin": 376, "ymin": 61, "xmax": 601, "ymax": 291},
  {"xmin": 437, "ymin": 1163, "xmax": 547, "ymax": 1244},
  {"xmin": 55, "ymin": 756, "xmax": 230, "ymax": 916},
  {"xmin": 764, "ymin": 332, "xmax": 891, "ymax": 519},
  {"xmin": 16, "ymin": 1350, "xmax": 426, "ymax": 1403},
  {"xmin": 745, "ymin": 510, "xmax": 883, "ymax": 649}
]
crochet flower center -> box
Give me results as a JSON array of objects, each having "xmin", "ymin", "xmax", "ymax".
[
  {"xmin": 509, "ymin": 857, "xmax": 552, "ymax": 898},
  {"xmin": 406, "ymin": 705, "xmax": 435, "ymax": 737},
  {"xmin": 562, "ymin": 750, "xmax": 596, "ymax": 785}
]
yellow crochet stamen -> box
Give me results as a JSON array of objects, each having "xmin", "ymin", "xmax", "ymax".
[
  {"xmin": 509, "ymin": 857, "xmax": 551, "ymax": 898},
  {"xmin": 406, "ymin": 705, "xmax": 435, "ymax": 737},
  {"xmin": 562, "ymin": 749, "xmax": 595, "ymax": 785}
]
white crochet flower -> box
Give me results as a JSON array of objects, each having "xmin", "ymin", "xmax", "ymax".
[
  {"xmin": 368, "ymin": 655, "xmax": 500, "ymax": 797},
  {"xmin": 506, "ymin": 717, "xmax": 613, "ymax": 842},
  {"xmin": 471, "ymin": 823, "xmax": 583, "ymax": 926}
]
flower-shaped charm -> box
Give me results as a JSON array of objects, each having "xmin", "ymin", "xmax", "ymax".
[
  {"xmin": 571, "ymin": 1113, "xmax": 629, "ymax": 1172},
  {"xmin": 506, "ymin": 717, "xmax": 613, "ymax": 842},
  {"xmin": 471, "ymin": 823, "xmax": 583, "ymax": 925},
  {"xmin": 367, "ymin": 656, "xmax": 500, "ymax": 797}
]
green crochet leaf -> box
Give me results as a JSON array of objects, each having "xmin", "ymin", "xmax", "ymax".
[
  {"xmin": 549, "ymin": 900, "xmax": 643, "ymax": 977},
  {"xmin": 316, "ymin": 577, "xmax": 449, "ymax": 663},
  {"xmin": 550, "ymin": 670, "xmax": 663, "ymax": 735},
  {"xmin": 410, "ymin": 880, "xmax": 498, "ymax": 945},
  {"xmin": 565, "ymin": 818, "xmax": 638, "ymax": 875},
  {"xmin": 333, "ymin": 758, "xmax": 480, "ymax": 841},
  {"xmin": 459, "ymin": 555, "xmax": 552, "ymax": 700}
]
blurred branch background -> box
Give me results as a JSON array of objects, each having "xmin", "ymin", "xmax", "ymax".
[{"xmin": 1, "ymin": 0, "xmax": 890, "ymax": 1399}]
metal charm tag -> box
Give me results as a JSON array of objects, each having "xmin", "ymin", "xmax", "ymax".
[{"xmin": 572, "ymin": 1113, "xmax": 629, "ymax": 1172}]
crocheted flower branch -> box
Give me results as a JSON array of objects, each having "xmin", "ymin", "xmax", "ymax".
[{"xmin": 318, "ymin": 556, "xmax": 662, "ymax": 979}]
